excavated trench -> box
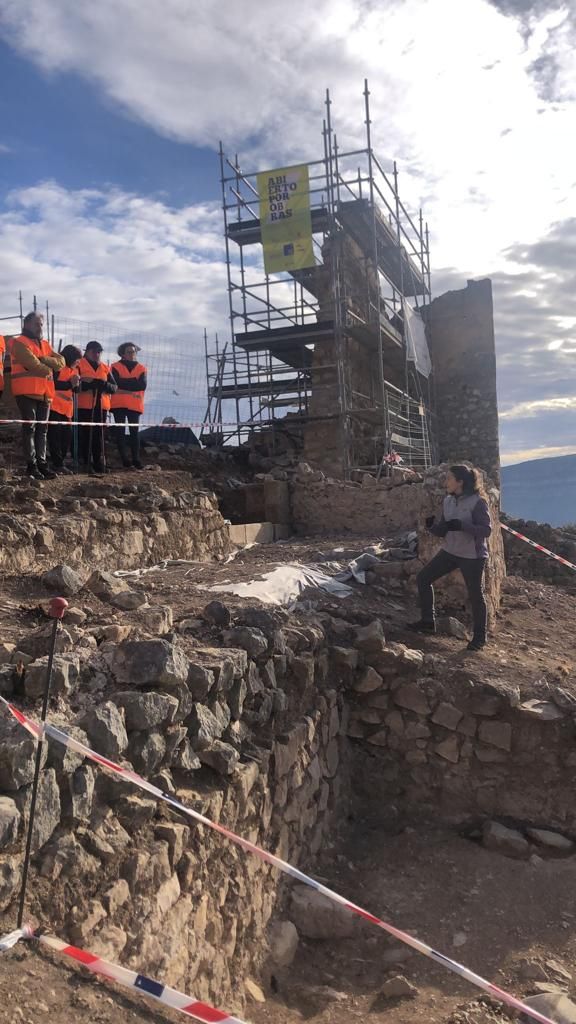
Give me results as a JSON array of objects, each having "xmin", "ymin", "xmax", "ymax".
[{"xmin": 0, "ymin": 466, "xmax": 575, "ymax": 1024}]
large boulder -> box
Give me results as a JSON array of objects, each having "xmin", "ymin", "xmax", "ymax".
[
  {"xmin": 0, "ymin": 718, "xmax": 47, "ymax": 791},
  {"xmin": 0, "ymin": 797, "xmax": 20, "ymax": 849},
  {"xmin": 41, "ymin": 563, "xmax": 85, "ymax": 596},
  {"xmin": 112, "ymin": 691, "xmax": 178, "ymax": 731},
  {"xmin": 24, "ymin": 654, "xmax": 80, "ymax": 699},
  {"xmin": 85, "ymin": 570, "xmax": 131, "ymax": 602},
  {"xmin": 104, "ymin": 639, "xmax": 189, "ymax": 688},
  {"xmin": 80, "ymin": 702, "xmax": 128, "ymax": 760},
  {"xmin": 290, "ymin": 886, "xmax": 356, "ymax": 939},
  {"xmin": 188, "ymin": 705, "xmax": 225, "ymax": 751}
]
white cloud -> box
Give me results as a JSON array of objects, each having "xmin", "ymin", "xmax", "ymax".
[
  {"xmin": 1, "ymin": 0, "xmax": 575, "ymax": 271},
  {"xmin": 0, "ymin": 182, "xmax": 228, "ymax": 334}
]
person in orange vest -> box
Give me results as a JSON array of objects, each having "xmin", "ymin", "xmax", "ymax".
[
  {"xmin": 47, "ymin": 345, "xmax": 82, "ymax": 474},
  {"xmin": 0, "ymin": 334, "xmax": 5, "ymax": 401},
  {"xmin": 10, "ymin": 312, "xmax": 64, "ymax": 479},
  {"xmin": 110, "ymin": 342, "xmax": 147, "ymax": 470},
  {"xmin": 77, "ymin": 341, "xmax": 117, "ymax": 475}
]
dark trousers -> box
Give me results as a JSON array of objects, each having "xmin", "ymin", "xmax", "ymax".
[
  {"xmin": 113, "ymin": 408, "xmax": 141, "ymax": 463},
  {"xmin": 48, "ymin": 411, "xmax": 71, "ymax": 467},
  {"xmin": 15, "ymin": 396, "xmax": 49, "ymax": 464},
  {"xmin": 417, "ymin": 550, "xmax": 488, "ymax": 642},
  {"xmin": 79, "ymin": 399, "xmax": 106, "ymax": 469}
]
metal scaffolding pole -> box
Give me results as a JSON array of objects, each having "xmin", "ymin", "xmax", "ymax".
[{"xmin": 364, "ymin": 78, "xmax": 390, "ymax": 462}]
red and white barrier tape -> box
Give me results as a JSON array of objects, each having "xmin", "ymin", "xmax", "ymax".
[
  {"xmin": 501, "ymin": 523, "xmax": 576, "ymax": 572},
  {"xmin": 0, "ymin": 418, "xmax": 262, "ymax": 429},
  {"xmin": 0, "ymin": 927, "xmax": 245, "ymax": 1023},
  {"xmin": 0, "ymin": 697, "xmax": 557, "ymax": 1024}
]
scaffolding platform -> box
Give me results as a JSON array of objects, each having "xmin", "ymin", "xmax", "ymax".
[
  {"xmin": 337, "ymin": 199, "xmax": 426, "ymax": 296},
  {"xmin": 234, "ymin": 321, "xmax": 331, "ymax": 369},
  {"xmin": 205, "ymin": 81, "xmax": 435, "ymax": 472}
]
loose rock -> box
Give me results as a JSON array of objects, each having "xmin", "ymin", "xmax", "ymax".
[
  {"xmin": 42, "ymin": 563, "xmax": 85, "ymax": 596},
  {"xmin": 380, "ymin": 976, "xmax": 418, "ymax": 1000},
  {"xmin": 482, "ymin": 821, "xmax": 530, "ymax": 859},
  {"xmin": 81, "ymin": 701, "xmax": 128, "ymax": 759},
  {"xmin": 290, "ymin": 885, "xmax": 356, "ymax": 939}
]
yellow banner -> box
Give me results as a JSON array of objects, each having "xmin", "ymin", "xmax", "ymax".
[{"xmin": 257, "ymin": 164, "xmax": 315, "ymax": 274}]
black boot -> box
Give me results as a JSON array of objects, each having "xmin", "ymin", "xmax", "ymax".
[
  {"xmin": 467, "ymin": 638, "xmax": 486, "ymax": 652},
  {"xmin": 37, "ymin": 462, "xmax": 57, "ymax": 480},
  {"xmin": 27, "ymin": 462, "xmax": 45, "ymax": 481}
]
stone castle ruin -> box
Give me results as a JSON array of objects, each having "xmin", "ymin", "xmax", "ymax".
[
  {"xmin": 2, "ymin": 87, "xmax": 573, "ymax": 1024},
  {"xmin": 205, "ymin": 84, "xmax": 500, "ymax": 487}
]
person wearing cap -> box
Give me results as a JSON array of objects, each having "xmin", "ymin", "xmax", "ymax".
[
  {"xmin": 48, "ymin": 345, "xmax": 82, "ymax": 473},
  {"xmin": 77, "ymin": 341, "xmax": 117, "ymax": 475},
  {"xmin": 10, "ymin": 312, "xmax": 65, "ymax": 479},
  {"xmin": 110, "ymin": 342, "xmax": 147, "ymax": 470},
  {"xmin": 0, "ymin": 333, "xmax": 5, "ymax": 401}
]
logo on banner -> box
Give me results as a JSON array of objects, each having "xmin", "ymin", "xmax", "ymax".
[{"xmin": 257, "ymin": 165, "xmax": 315, "ymax": 274}]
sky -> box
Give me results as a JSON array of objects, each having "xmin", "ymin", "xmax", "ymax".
[{"xmin": 0, "ymin": 0, "xmax": 574, "ymax": 464}]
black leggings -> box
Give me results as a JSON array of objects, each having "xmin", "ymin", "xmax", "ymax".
[
  {"xmin": 15, "ymin": 396, "xmax": 49, "ymax": 464},
  {"xmin": 48, "ymin": 410, "xmax": 71, "ymax": 467},
  {"xmin": 113, "ymin": 408, "xmax": 141, "ymax": 463},
  {"xmin": 417, "ymin": 550, "xmax": 488, "ymax": 642}
]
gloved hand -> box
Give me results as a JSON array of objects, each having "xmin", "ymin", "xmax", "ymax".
[
  {"xmin": 104, "ymin": 381, "xmax": 117, "ymax": 394},
  {"xmin": 94, "ymin": 379, "xmax": 107, "ymax": 394},
  {"xmin": 445, "ymin": 519, "xmax": 462, "ymax": 532},
  {"xmin": 425, "ymin": 515, "xmax": 435, "ymax": 529},
  {"xmin": 435, "ymin": 522, "xmax": 449, "ymax": 537}
]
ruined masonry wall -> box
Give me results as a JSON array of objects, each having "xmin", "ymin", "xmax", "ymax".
[
  {"xmin": 0, "ymin": 481, "xmax": 230, "ymax": 572},
  {"xmin": 425, "ymin": 278, "xmax": 501, "ymax": 483},
  {"xmin": 0, "ymin": 623, "xmax": 349, "ymax": 1009},
  {"xmin": 346, "ymin": 644, "xmax": 576, "ymax": 831},
  {"xmin": 291, "ymin": 467, "xmax": 506, "ymax": 625}
]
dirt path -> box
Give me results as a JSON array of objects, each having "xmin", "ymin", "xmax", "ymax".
[{"xmin": 253, "ymin": 824, "xmax": 576, "ymax": 1024}]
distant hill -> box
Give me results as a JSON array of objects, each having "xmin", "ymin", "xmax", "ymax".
[{"xmin": 501, "ymin": 454, "xmax": 576, "ymax": 527}]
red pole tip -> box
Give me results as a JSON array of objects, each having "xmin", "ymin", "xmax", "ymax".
[{"xmin": 49, "ymin": 597, "xmax": 69, "ymax": 619}]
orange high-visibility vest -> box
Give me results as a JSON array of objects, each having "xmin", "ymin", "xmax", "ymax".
[
  {"xmin": 77, "ymin": 357, "xmax": 112, "ymax": 412},
  {"xmin": 110, "ymin": 360, "xmax": 146, "ymax": 414},
  {"xmin": 0, "ymin": 336, "xmax": 5, "ymax": 386},
  {"xmin": 10, "ymin": 336, "xmax": 56, "ymax": 402},
  {"xmin": 51, "ymin": 367, "xmax": 78, "ymax": 418}
]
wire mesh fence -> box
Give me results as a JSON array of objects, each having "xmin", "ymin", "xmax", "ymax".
[{"xmin": 52, "ymin": 316, "xmax": 210, "ymax": 427}]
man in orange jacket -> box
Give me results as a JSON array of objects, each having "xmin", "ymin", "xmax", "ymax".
[
  {"xmin": 0, "ymin": 334, "xmax": 5, "ymax": 401},
  {"xmin": 10, "ymin": 312, "xmax": 64, "ymax": 479},
  {"xmin": 77, "ymin": 341, "xmax": 117, "ymax": 475},
  {"xmin": 111, "ymin": 342, "xmax": 147, "ymax": 469}
]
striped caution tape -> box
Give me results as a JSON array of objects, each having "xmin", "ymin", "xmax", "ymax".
[
  {"xmin": 0, "ymin": 418, "xmax": 274, "ymax": 429},
  {"xmin": 0, "ymin": 928, "xmax": 245, "ymax": 1023},
  {"xmin": 501, "ymin": 523, "xmax": 576, "ymax": 572},
  {"xmin": 0, "ymin": 697, "xmax": 558, "ymax": 1024}
]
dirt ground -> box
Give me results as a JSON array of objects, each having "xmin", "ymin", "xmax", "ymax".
[
  {"xmin": 2, "ymin": 822, "xmax": 575, "ymax": 1024},
  {"xmin": 1, "ymin": 518, "xmax": 576, "ymax": 1022}
]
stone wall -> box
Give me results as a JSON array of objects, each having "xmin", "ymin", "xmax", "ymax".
[
  {"xmin": 425, "ymin": 279, "xmax": 501, "ymax": 483},
  {"xmin": 502, "ymin": 517, "xmax": 576, "ymax": 592},
  {"xmin": 0, "ymin": 612, "xmax": 349, "ymax": 1008},
  {"xmin": 291, "ymin": 465, "xmax": 506, "ymax": 624},
  {"xmin": 345, "ymin": 641, "xmax": 576, "ymax": 833},
  {"xmin": 0, "ymin": 477, "xmax": 230, "ymax": 573}
]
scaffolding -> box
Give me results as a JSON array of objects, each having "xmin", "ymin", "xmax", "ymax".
[{"xmin": 204, "ymin": 80, "xmax": 435, "ymax": 474}]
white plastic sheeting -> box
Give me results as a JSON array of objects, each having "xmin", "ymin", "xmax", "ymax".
[
  {"xmin": 200, "ymin": 564, "xmax": 353, "ymax": 606},
  {"xmin": 404, "ymin": 300, "xmax": 432, "ymax": 379}
]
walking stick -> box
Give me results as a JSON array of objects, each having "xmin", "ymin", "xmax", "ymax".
[
  {"xmin": 16, "ymin": 597, "xmax": 68, "ymax": 928},
  {"xmin": 72, "ymin": 391, "xmax": 79, "ymax": 475},
  {"xmin": 87, "ymin": 389, "xmax": 97, "ymax": 473},
  {"xmin": 100, "ymin": 400, "xmax": 107, "ymax": 474}
]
